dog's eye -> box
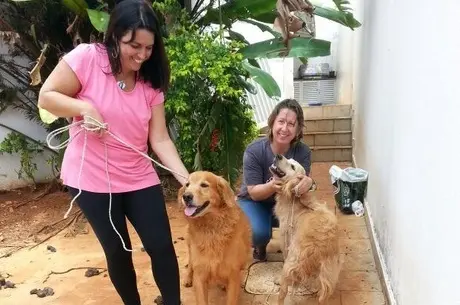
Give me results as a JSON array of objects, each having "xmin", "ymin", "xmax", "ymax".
[
  {"xmin": 291, "ymin": 164, "xmax": 295, "ymax": 170},
  {"xmin": 200, "ymin": 183, "xmax": 209, "ymax": 188},
  {"xmin": 185, "ymin": 182, "xmax": 190, "ymax": 187}
]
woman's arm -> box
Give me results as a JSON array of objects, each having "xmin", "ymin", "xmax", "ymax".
[
  {"xmin": 148, "ymin": 103, "xmax": 189, "ymax": 186},
  {"xmin": 242, "ymin": 149, "xmax": 281, "ymax": 201},
  {"xmin": 38, "ymin": 59, "xmax": 94, "ymax": 118},
  {"xmin": 247, "ymin": 179, "xmax": 281, "ymax": 201}
]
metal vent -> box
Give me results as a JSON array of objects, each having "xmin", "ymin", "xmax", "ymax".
[{"xmin": 293, "ymin": 79, "xmax": 336, "ymax": 106}]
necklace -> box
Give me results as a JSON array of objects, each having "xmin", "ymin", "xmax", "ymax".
[{"xmin": 117, "ymin": 80, "xmax": 126, "ymax": 90}]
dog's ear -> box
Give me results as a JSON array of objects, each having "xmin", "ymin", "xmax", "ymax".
[{"xmin": 217, "ymin": 176, "xmax": 236, "ymax": 207}]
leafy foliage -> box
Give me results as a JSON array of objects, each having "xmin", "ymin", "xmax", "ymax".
[
  {"xmin": 0, "ymin": 131, "xmax": 43, "ymax": 184},
  {"xmin": 156, "ymin": 5, "xmax": 259, "ymax": 186}
]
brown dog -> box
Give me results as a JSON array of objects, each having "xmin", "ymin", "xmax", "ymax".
[
  {"xmin": 270, "ymin": 154, "xmax": 342, "ymax": 305},
  {"xmin": 178, "ymin": 171, "xmax": 251, "ymax": 305}
]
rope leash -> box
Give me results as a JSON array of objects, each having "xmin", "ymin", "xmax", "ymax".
[{"xmin": 46, "ymin": 116, "xmax": 188, "ymax": 252}]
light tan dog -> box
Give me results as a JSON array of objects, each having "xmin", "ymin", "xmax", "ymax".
[
  {"xmin": 178, "ymin": 171, "xmax": 251, "ymax": 305},
  {"xmin": 270, "ymin": 154, "xmax": 342, "ymax": 305}
]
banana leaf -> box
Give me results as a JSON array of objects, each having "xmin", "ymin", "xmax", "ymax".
[
  {"xmin": 239, "ymin": 37, "xmax": 330, "ymax": 59},
  {"xmin": 200, "ymin": 0, "xmax": 361, "ymax": 31},
  {"xmin": 242, "ymin": 60, "xmax": 281, "ymax": 99}
]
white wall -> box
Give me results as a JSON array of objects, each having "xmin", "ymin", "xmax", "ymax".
[
  {"xmin": 341, "ymin": 0, "xmax": 460, "ymax": 304},
  {"xmin": 0, "ymin": 40, "xmax": 55, "ymax": 190}
]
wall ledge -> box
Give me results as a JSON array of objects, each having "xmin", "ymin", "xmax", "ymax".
[{"xmin": 352, "ymin": 154, "xmax": 397, "ymax": 305}]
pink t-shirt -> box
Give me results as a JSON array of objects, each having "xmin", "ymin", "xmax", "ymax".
[{"xmin": 60, "ymin": 43, "xmax": 163, "ymax": 193}]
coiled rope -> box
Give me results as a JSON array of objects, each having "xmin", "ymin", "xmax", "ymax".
[{"xmin": 46, "ymin": 116, "xmax": 188, "ymax": 252}]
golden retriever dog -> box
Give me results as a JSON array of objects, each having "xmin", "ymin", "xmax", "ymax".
[
  {"xmin": 270, "ymin": 154, "xmax": 342, "ymax": 305},
  {"xmin": 177, "ymin": 171, "xmax": 251, "ymax": 305}
]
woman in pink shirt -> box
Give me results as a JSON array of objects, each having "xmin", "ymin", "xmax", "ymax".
[{"xmin": 38, "ymin": 0, "xmax": 188, "ymax": 304}]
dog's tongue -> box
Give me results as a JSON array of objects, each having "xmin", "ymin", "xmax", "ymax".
[{"xmin": 184, "ymin": 206, "xmax": 197, "ymax": 217}]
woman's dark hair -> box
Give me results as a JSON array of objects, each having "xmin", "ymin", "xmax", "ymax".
[
  {"xmin": 266, "ymin": 98, "xmax": 305, "ymax": 144},
  {"xmin": 102, "ymin": 0, "xmax": 170, "ymax": 92}
]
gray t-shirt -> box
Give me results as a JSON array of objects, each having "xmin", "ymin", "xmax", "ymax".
[{"xmin": 238, "ymin": 137, "xmax": 311, "ymax": 205}]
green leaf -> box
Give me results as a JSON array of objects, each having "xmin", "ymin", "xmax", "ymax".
[
  {"xmin": 87, "ymin": 9, "xmax": 110, "ymax": 33},
  {"xmin": 237, "ymin": 76, "xmax": 258, "ymax": 95},
  {"xmin": 62, "ymin": 0, "xmax": 89, "ymax": 16},
  {"xmin": 227, "ymin": 30, "xmax": 250, "ymax": 44},
  {"xmin": 202, "ymin": 0, "xmax": 361, "ymax": 31},
  {"xmin": 242, "ymin": 60, "xmax": 280, "ymax": 98},
  {"xmin": 332, "ymin": 0, "xmax": 352, "ymax": 12},
  {"xmin": 313, "ymin": 6, "xmax": 361, "ymax": 29},
  {"xmin": 250, "ymin": 11, "xmax": 277, "ymax": 24},
  {"xmin": 201, "ymin": 0, "xmax": 276, "ymax": 26},
  {"xmin": 239, "ymin": 37, "xmax": 330, "ymax": 59},
  {"xmin": 248, "ymin": 58, "xmax": 261, "ymax": 69}
]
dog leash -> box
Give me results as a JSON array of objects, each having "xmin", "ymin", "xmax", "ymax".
[{"xmin": 46, "ymin": 115, "xmax": 188, "ymax": 252}]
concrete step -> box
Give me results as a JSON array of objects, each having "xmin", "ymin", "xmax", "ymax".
[
  {"xmin": 304, "ymin": 116, "xmax": 352, "ymax": 133},
  {"xmin": 311, "ymin": 145, "xmax": 352, "ymax": 162},
  {"xmin": 303, "ymin": 130, "xmax": 352, "ymax": 147},
  {"xmin": 303, "ymin": 104, "xmax": 352, "ymax": 119}
]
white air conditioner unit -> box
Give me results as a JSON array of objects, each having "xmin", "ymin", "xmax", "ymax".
[{"xmin": 293, "ymin": 79, "xmax": 336, "ymax": 106}]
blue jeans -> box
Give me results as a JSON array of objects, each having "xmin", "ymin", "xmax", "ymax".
[{"xmin": 238, "ymin": 198, "xmax": 279, "ymax": 248}]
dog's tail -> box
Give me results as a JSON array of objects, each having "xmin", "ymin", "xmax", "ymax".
[{"xmin": 318, "ymin": 254, "xmax": 343, "ymax": 304}]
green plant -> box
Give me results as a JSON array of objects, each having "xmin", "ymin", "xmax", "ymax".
[
  {"xmin": 0, "ymin": 131, "xmax": 43, "ymax": 184},
  {"xmin": 147, "ymin": 1, "xmax": 258, "ymax": 184},
  {"xmin": 164, "ymin": 24, "xmax": 259, "ymax": 184}
]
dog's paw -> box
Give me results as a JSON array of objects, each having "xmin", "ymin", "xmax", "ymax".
[
  {"xmin": 182, "ymin": 279, "xmax": 193, "ymax": 288},
  {"xmin": 274, "ymin": 275, "xmax": 281, "ymax": 286}
]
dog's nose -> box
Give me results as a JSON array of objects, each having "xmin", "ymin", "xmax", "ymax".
[
  {"xmin": 182, "ymin": 193, "xmax": 193, "ymax": 203},
  {"xmin": 275, "ymin": 154, "xmax": 283, "ymax": 160}
]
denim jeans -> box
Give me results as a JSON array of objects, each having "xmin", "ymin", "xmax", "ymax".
[{"xmin": 238, "ymin": 198, "xmax": 279, "ymax": 248}]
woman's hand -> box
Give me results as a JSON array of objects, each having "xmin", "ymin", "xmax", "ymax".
[
  {"xmin": 80, "ymin": 102, "xmax": 105, "ymax": 133},
  {"xmin": 269, "ymin": 177, "xmax": 283, "ymax": 194},
  {"xmin": 293, "ymin": 175, "xmax": 314, "ymax": 196}
]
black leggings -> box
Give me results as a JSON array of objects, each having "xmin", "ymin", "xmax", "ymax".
[{"xmin": 68, "ymin": 185, "xmax": 180, "ymax": 305}]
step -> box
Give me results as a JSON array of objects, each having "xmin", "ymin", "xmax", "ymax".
[
  {"xmin": 304, "ymin": 116, "xmax": 351, "ymax": 133},
  {"xmin": 311, "ymin": 145, "xmax": 352, "ymax": 162},
  {"xmin": 303, "ymin": 130, "xmax": 352, "ymax": 147},
  {"xmin": 303, "ymin": 104, "xmax": 352, "ymax": 119}
]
